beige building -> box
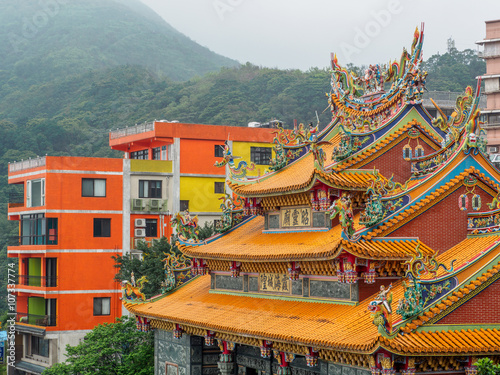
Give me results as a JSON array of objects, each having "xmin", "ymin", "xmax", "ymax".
[{"xmin": 477, "ymin": 19, "xmax": 500, "ymax": 154}]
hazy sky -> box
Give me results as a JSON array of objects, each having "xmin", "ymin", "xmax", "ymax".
[{"xmin": 139, "ymin": 0, "xmax": 498, "ymax": 70}]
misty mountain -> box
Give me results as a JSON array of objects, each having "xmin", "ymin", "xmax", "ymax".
[{"xmin": 0, "ymin": 0, "xmax": 239, "ymax": 84}]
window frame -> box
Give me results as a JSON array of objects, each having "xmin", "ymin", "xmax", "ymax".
[
  {"xmin": 93, "ymin": 297, "xmax": 111, "ymax": 316},
  {"xmin": 31, "ymin": 335, "xmax": 50, "ymax": 357},
  {"xmin": 180, "ymin": 200, "xmax": 189, "ymax": 212},
  {"xmin": 152, "ymin": 147, "xmax": 161, "ymax": 160},
  {"xmin": 82, "ymin": 178, "xmax": 106, "ymax": 198},
  {"xmin": 93, "ymin": 218, "xmax": 111, "ymax": 237},
  {"xmin": 145, "ymin": 219, "xmax": 158, "ymax": 237},
  {"xmin": 138, "ymin": 180, "xmax": 162, "ymax": 199},
  {"xmin": 130, "ymin": 149, "xmax": 149, "ymax": 160},
  {"xmin": 26, "ymin": 178, "xmax": 45, "ymax": 207},
  {"xmin": 214, "ymin": 145, "xmax": 225, "ymax": 158},
  {"xmin": 250, "ymin": 147, "xmax": 272, "ymax": 165},
  {"xmin": 214, "ymin": 181, "xmax": 225, "ymax": 194}
]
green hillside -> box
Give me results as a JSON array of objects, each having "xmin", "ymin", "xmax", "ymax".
[{"xmin": 0, "ymin": 0, "xmax": 239, "ymax": 84}]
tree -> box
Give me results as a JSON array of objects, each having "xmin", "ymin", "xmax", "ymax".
[
  {"xmin": 42, "ymin": 316, "xmax": 154, "ymax": 375},
  {"xmin": 113, "ymin": 237, "xmax": 174, "ymax": 299},
  {"xmin": 475, "ymin": 358, "xmax": 500, "ymax": 375}
]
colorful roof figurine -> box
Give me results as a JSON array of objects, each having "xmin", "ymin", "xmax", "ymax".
[{"xmin": 124, "ymin": 25, "xmax": 500, "ymax": 375}]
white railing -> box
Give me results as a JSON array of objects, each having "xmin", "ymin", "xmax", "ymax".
[
  {"xmin": 8, "ymin": 156, "xmax": 46, "ymax": 173},
  {"xmin": 109, "ymin": 122, "xmax": 155, "ymax": 140}
]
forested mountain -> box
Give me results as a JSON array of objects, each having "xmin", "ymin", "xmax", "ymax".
[
  {"xmin": 0, "ymin": 0, "xmax": 486, "ymax": 318},
  {"xmin": 0, "ymin": 0, "xmax": 238, "ymax": 84}
]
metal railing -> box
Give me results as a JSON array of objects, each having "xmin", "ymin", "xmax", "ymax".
[
  {"xmin": 8, "ymin": 156, "xmax": 46, "ymax": 173},
  {"xmin": 18, "ymin": 275, "xmax": 58, "ymax": 287},
  {"xmin": 109, "ymin": 122, "xmax": 155, "ymax": 140},
  {"xmin": 15, "ymin": 234, "xmax": 58, "ymax": 246},
  {"xmin": 16, "ymin": 312, "xmax": 57, "ymax": 327},
  {"xmin": 483, "ymin": 122, "xmax": 500, "ymax": 128},
  {"xmin": 422, "ymin": 91, "xmax": 487, "ymax": 109}
]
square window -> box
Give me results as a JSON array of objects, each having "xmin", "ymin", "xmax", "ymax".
[
  {"xmin": 152, "ymin": 147, "xmax": 161, "ymax": 160},
  {"xmin": 145, "ymin": 219, "xmax": 157, "ymax": 237},
  {"xmin": 250, "ymin": 147, "xmax": 272, "ymax": 165},
  {"xmin": 82, "ymin": 179, "xmax": 106, "ymax": 197},
  {"xmin": 214, "ymin": 181, "xmax": 225, "ymax": 194},
  {"xmin": 215, "ymin": 145, "xmax": 225, "ymax": 157},
  {"xmin": 139, "ymin": 180, "xmax": 162, "ymax": 198},
  {"xmin": 180, "ymin": 200, "xmax": 189, "ymax": 212},
  {"xmin": 26, "ymin": 178, "xmax": 45, "ymax": 207},
  {"xmin": 31, "ymin": 336, "xmax": 49, "ymax": 357},
  {"xmin": 93, "ymin": 218, "xmax": 111, "ymax": 237},
  {"xmin": 93, "ymin": 297, "xmax": 111, "ymax": 316}
]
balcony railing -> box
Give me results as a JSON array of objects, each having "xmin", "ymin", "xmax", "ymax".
[
  {"xmin": 11, "ymin": 234, "xmax": 58, "ymax": 246},
  {"xmin": 8, "ymin": 156, "xmax": 46, "ymax": 173},
  {"xmin": 18, "ymin": 275, "xmax": 58, "ymax": 287},
  {"xmin": 16, "ymin": 312, "xmax": 57, "ymax": 327},
  {"xmin": 8, "ymin": 192, "xmax": 24, "ymax": 208},
  {"xmin": 483, "ymin": 122, "xmax": 500, "ymax": 128},
  {"xmin": 109, "ymin": 122, "xmax": 155, "ymax": 140},
  {"xmin": 422, "ymin": 91, "xmax": 487, "ymax": 109}
]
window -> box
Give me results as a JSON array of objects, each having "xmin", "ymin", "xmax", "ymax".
[
  {"xmin": 93, "ymin": 218, "xmax": 111, "ymax": 237},
  {"xmin": 31, "ymin": 336, "xmax": 49, "ymax": 357},
  {"xmin": 139, "ymin": 180, "xmax": 162, "ymax": 198},
  {"xmin": 161, "ymin": 145, "xmax": 168, "ymax": 160},
  {"xmin": 93, "ymin": 297, "xmax": 110, "ymax": 316},
  {"xmin": 215, "ymin": 145, "xmax": 225, "ymax": 157},
  {"xmin": 26, "ymin": 178, "xmax": 45, "ymax": 207},
  {"xmin": 152, "ymin": 147, "xmax": 161, "ymax": 160},
  {"xmin": 250, "ymin": 147, "xmax": 272, "ymax": 165},
  {"xmin": 214, "ymin": 182, "xmax": 224, "ymax": 194},
  {"xmin": 145, "ymin": 219, "xmax": 157, "ymax": 237},
  {"xmin": 180, "ymin": 200, "xmax": 189, "ymax": 211},
  {"xmin": 130, "ymin": 149, "xmax": 149, "ymax": 160},
  {"xmin": 20, "ymin": 215, "xmax": 58, "ymax": 245},
  {"xmin": 82, "ymin": 179, "xmax": 106, "ymax": 197}
]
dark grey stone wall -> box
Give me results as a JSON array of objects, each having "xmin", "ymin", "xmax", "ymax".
[
  {"xmin": 269, "ymin": 215, "xmax": 280, "ymax": 229},
  {"xmin": 155, "ymin": 331, "xmax": 203, "ymax": 375},
  {"xmin": 154, "ymin": 333, "xmax": 371, "ymax": 375},
  {"xmin": 215, "ymin": 275, "xmax": 244, "ymax": 291},
  {"xmin": 211, "ymin": 274, "xmax": 359, "ymax": 302}
]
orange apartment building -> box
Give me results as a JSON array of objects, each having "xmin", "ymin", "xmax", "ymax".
[
  {"xmin": 7, "ymin": 121, "xmax": 274, "ymax": 373},
  {"xmin": 7, "ymin": 157, "xmax": 124, "ymax": 374}
]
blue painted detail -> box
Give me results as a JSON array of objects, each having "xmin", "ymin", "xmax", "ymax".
[{"xmin": 420, "ymin": 276, "xmax": 458, "ymax": 309}]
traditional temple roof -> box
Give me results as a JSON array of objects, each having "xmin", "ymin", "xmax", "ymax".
[
  {"xmin": 179, "ymin": 215, "xmax": 434, "ymax": 262},
  {"xmin": 125, "ymin": 235, "xmax": 500, "ymax": 355}
]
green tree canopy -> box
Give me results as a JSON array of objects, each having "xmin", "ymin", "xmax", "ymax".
[{"xmin": 42, "ymin": 316, "xmax": 153, "ymax": 375}]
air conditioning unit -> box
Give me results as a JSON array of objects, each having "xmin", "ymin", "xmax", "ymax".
[
  {"xmin": 135, "ymin": 218, "xmax": 146, "ymax": 227},
  {"xmin": 489, "ymin": 147, "xmax": 498, "ymax": 153},
  {"xmin": 149, "ymin": 199, "xmax": 161, "ymax": 210},
  {"xmin": 132, "ymin": 199, "xmax": 143, "ymax": 211},
  {"xmin": 134, "ymin": 228, "xmax": 146, "ymax": 237}
]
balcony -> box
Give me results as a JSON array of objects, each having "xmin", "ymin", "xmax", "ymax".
[
  {"xmin": 8, "ymin": 192, "xmax": 24, "ymax": 208},
  {"xmin": 9, "ymin": 156, "xmax": 46, "ymax": 173},
  {"xmin": 131, "ymin": 198, "xmax": 168, "ymax": 212},
  {"xmin": 109, "ymin": 121, "xmax": 155, "ymax": 140},
  {"xmin": 16, "ymin": 312, "xmax": 57, "ymax": 327},
  {"xmin": 18, "ymin": 275, "xmax": 58, "ymax": 288},
  {"xmin": 14, "ymin": 233, "xmax": 58, "ymax": 246}
]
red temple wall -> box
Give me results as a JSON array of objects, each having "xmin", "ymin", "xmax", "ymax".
[
  {"xmin": 437, "ymin": 278, "xmax": 500, "ymax": 324},
  {"xmin": 389, "ymin": 186, "xmax": 493, "ymax": 254}
]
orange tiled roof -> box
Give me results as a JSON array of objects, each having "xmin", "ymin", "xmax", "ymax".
[
  {"xmin": 125, "ymin": 275, "xmax": 383, "ymax": 352},
  {"xmin": 126, "ymin": 242, "xmax": 500, "ymax": 355},
  {"xmin": 229, "ymin": 139, "xmax": 338, "ymax": 197},
  {"xmin": 179, "ymin": 216, "xmax": 344, "ymax": 262},
  {"xmin": 180, "ymin": 216, "xmax": 435, "ymax": 262},
  {"xmin": 383, "ymin": 328, "xmax": 500, "ymax": 354}
]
